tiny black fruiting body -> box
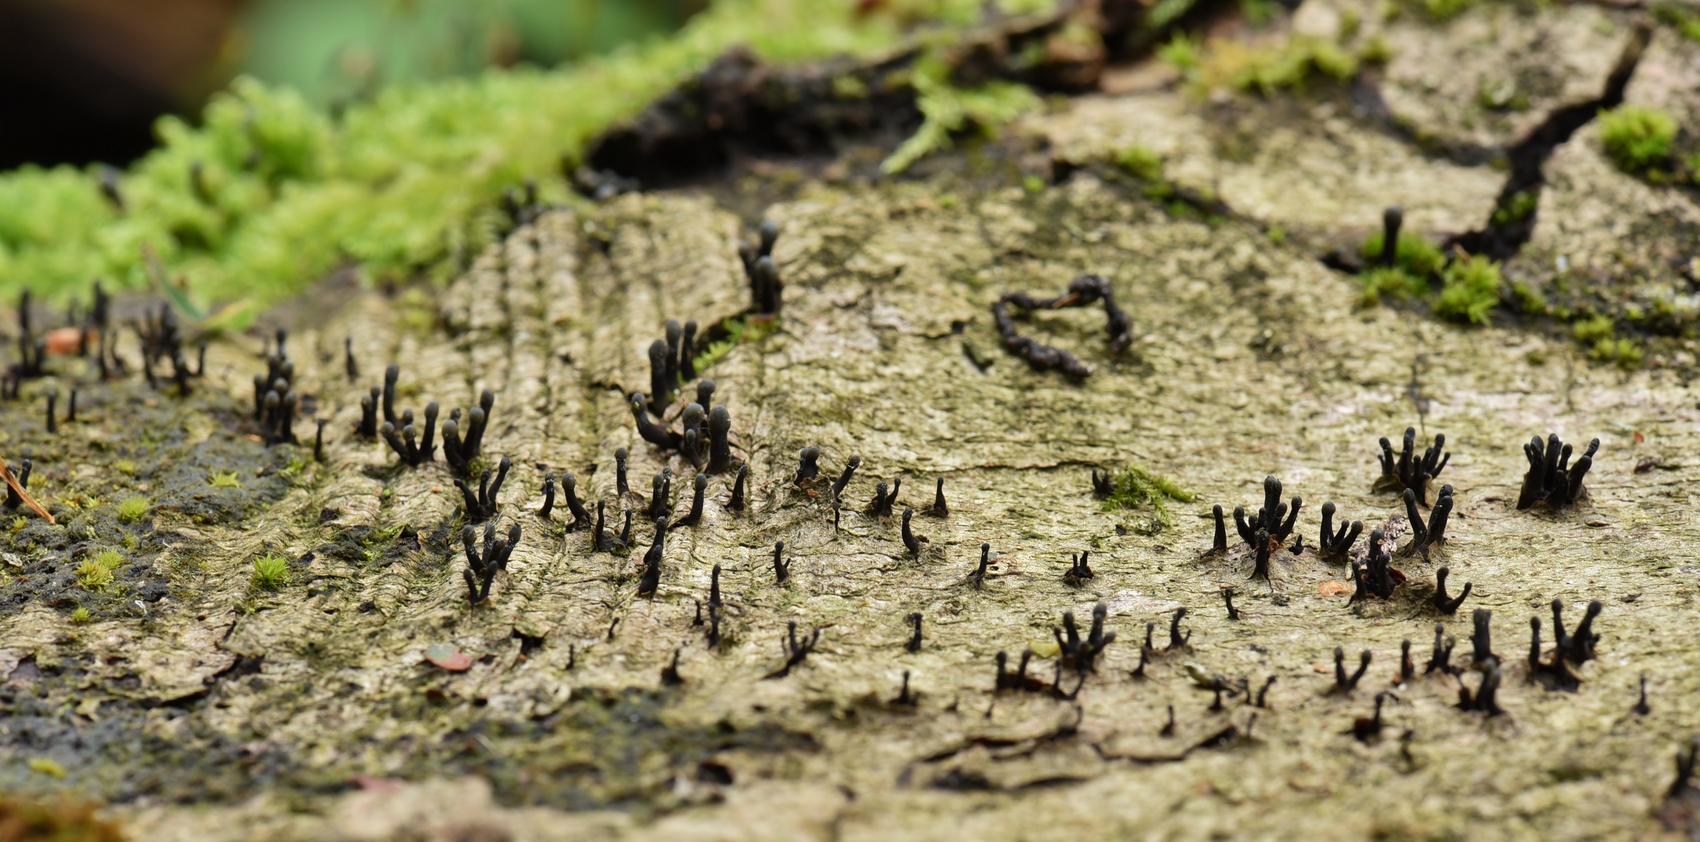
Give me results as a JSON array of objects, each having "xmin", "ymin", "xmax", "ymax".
[
  {"xmin": 1318, "ymin": 502, "xmax": 1363, "ymax": 558},
  {"xmin": 794, "ymin": 447, "xmax": 820, "ymax": 486},
  {"xmin": 1375, "ymin": 427, "xmax": 1448, "ymax": 505},
  {"xmin": 901, "ymin": 507, "xmax": 926, "ymax": 556},
  {"xmin": 648, "ymin": 339, "xmax": 673, "ymax": 416},
  {"xmin": 1209, "ymin": 505, "xmax": 1229, "ymax": 555},
  {"xmin": 1335, "ymin": 647, "xmax": 1372, "ymax": 691},
  {"xmin": 830, "ymin": 456, "xmax": 860, "ymax": 502},
  {"xmin": 1434, "ymin": 566, "xmax": 1471, "ymax": 615},
  {"xmin": 773, "ymin": 541, "xmax": 791, "ymax": 584},
  {"xmin": 1400, "ymin": 640, "xmax": 1414, "ymax": 682},
  {"xmin": 1633, "ymin": 675, "xmax": 1650, "ymax": 716},
  {"xmin": 638, "ymin": 518, "xmax": 666, "ymax": 596},
  {"xmin": 1131, "ymin": 623, "xmax": 1155, "ymax": 678},
  {"xmin": 971, "ymin": 543, "xmax": 992, "ymax": 587},
  {"xmin": 906, "ymin": 612, "xmax": 923, "ymax": 653},
  {"xmin": 1380, "ymin": 206, "xmax": 1402, "ymax": 268},
  {"xmin": 1425, "ymin": 623, "xmax": 1458, "ymax": 676},
  {"xmin": 1233, "ymin": 476, "xmax": 1302, "ymax": 549},
  {"xmin": 664, "ymin": 321, "xmax": 683, "ymax": 393},
  {"xmin": 661, "ymin": 648, "xmax": 684, "ymax": 686},
  {"xmin": 1404, "ymin": 485, "xmax": 1454, "ymax": 558},
  {"xmin": 930, "ymin": 478, "xmax": 948, "ymax": 518},
  {"xmin": 344, "ymin": 337, "xmax": 358, "ymax": 381},
  {"xmin": 1550, "ymin": 599, "xmax": 1604, "ymax": 665},
  {"xmin": 2, "ymin": 459, "xmax": 33, "ymax": 509},
  {"xmin": 1470, "ymin": 609, "xmax": 1496, "ymax": 666},
  {"xmin": 766, "ymin": 620, "xmax": 822, "ymax": 679},
  {"xmin": 1222, "ymin": 587, "xmax": 1239, "ymax": 620},
  {"xmin": 538, "ymin": 474, "xmax": 557, "ymax": 519},
  {"xmin": 1256, "ymin": 676, "xmax": 1277, "ymax": 708},
  {"xmin": 1351, "ymin": 528, "xmax": 1399, "ymax": 601},
  {"xmin": 1054, "ymin": 603, "xmax": 1116, "ymax": 674},
  {"xmin": 44, "ymin": 390, "xmax": 56, "ymax": 434},
  {"xmin": 592, "ymin": 500, "xmax": 611, "ymax": 552},
  {"xmin": 679, "ymin": 321, "xmax": 698, "ymax": 382},
  {"xmin": 649, "ymin": 471, "xmax": 671, "ymax": 522},
  {"xmin": 65, "ymin": 388, "xmax": 77, "ymax": 424},
  {"xmin": 728, "ymin": 465, "xmax": 748, "ymax": 512},
  {"xmin": 1517, "ymin": 433, "xmax": 1598, "ymax": 509},
  {"xmin": 708, "ymin": 405, "xmax": 734, "ymax": 474},
  {"xmin": 314, "ymin": 418, "xmax": 328, "ymax": 463},
  {"xmin": 1168, "ymin": 607, "xmax": 1190, "ymax": 651},
  {"xmin": 1065, "ymin": 551, "xmax": 1095, "ymax": 585},
  {"xmin": 461, "ymin": 521, "xmax": 521, "ymax": 606},
  {"xmin": 1349, "ymin": 693, "xmax": 1388, "ymax": 743},
  {"xmin": 455, "ymin": 456, "xmax": 511, "ymax": 522},
  {"xmin": 615, "ymin": 448, "xmax": 630, "ymax": 497},
  {"xmin": 677, "ymin": 473, "xmax": 708, "ymax": 527},
  {"xmin": 1458, "ymin": 662, "xmax": 1503, "ymax": 715},
  {"xmin": 561, "ymin": 473, "xmax": 591, "ymax": 530}
]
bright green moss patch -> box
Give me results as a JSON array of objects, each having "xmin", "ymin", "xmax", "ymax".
[
  {"xmin": 1096, "ymin": 465, "xmax": 1194, "ymax": 529},
  {"xmin": 76, "ymin": 551, "xmax": 124, "ymax": 592},
  {"xmin": 1230, "ymin": 38, "xmax": 1359, "ymax": 95},
  {"xmin": 1423, "ymin": 0, "xmax": 1477, "ymax": 21},
  {"xmin": 881, "ymin": 50, "xmax": 1041, "ymax": 174},
  {"xmin": 116, "ymin": 496, "xmax": 151, "ymax": 523},
  {"xmin": 1358, "ymin": 266, "xmax": 1426, "ymax": 306},
  {"xmin": 1598, "ymin": 105, "xmax": 1676, "ymax": 176},
  {"xmin": 1434, "ymin": 255, "xmax": 1501, "ymax": 325},
  {"xmin": 0, "ymin": 0, "xmax": 1053, "ymax": 319},
  {"xmin": 1359, "ymin": 230, "xmax": 1446, "ymax": 278},
  {"xmin": 252, "ymin": 554, "xmax": 291, "ymax": 591},
  {"xmin": 694, "ymin": 315, "xmax": 780, "ymax": 374},
  {"xmin": 1113, "ymin": 146, "xmax": 1164, "ymax": 181},
  {"xmin": 1654, "ymin": 3, "xmax": 1700, "ymax": 43}
]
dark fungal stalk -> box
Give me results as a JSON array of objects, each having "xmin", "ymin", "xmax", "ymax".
[
  {"xmin": 1528, "ymin": 616, "xmax": 1582, "ymax": 692},
  {"xmin": 830, "ymin": 456, "xmax": 861, "ymax": 502},
  {"xmin": 906, "ymin": 612, "xmax": 923, "ymax": 653},
  {"xmin": 772, "ymin": 541, "xmax": 791, "ymax": 584},
  {"xmin": 441, "ymin": 390, "xmax": 495, "ymax": 476},
  {"xmin": 708, "ymin": 405, "xmax": 734, "ymax": 474},
  {"xmin": 794, "ymin": 446, "xmax": 820, "ymax": 486},
  {"xmin": 1208, "ymin": 505, "xmax": 1229, "ymax": 555},
  {"xmin": 1400, "ymin": 640, "xmax": 1415, "ymax": 682},
  {"xmin": 649, "ymin": 471, "xmax": 671, "ymax": 522},
  {"xmin": 1375, "ymin": 426, "xmax": 1449, "ymax": 505},
  {"xmin": 1405, "ymin": 485, "xmax": 1455, "ymax": 559},
  {"xmin": 1131, "ymin": 623, "xmax": 1155, "ymax": 678},
  {"xmin": 1222, "ymin": 587, "xmax": 1239, "ymax": 620},
  {"xmin": 868, "ymin": 481, "xmax": 890, "ymax": 518},
  {"xmin": 1470, "ymin": 609, "xmax": 1497, "ymax": 666},
  {"xmin": 1064, "ymin": 551, "xmax": 1095, "ymax": 585},
  {"xmin": 1458, "ymin": 661, "xmax": 1504, "ymax": 716},
  {"xmin": 1670, "ymin": 738, "xmax": 1700, "ymax": 802},
  {"xmin": 44, "ymin": 390, "xmax": 56, "ymax": 434},
  {"xmin": 679, "ymin": 321, "xmax": 698, "ymax": 382},
  {"xmin": 648, "ymin": 339, "xmax": 673, "ymax": 416},
  {"xmin": 358, "ymin": 388, "xmax": 380, "ymax": 438},
  {"xmin": 1425, "ymin": 623, "xmax": 1458, "ymax": 676},
  {"xmin": 592, "ymin": 500, "xmax": 612, "ymax": 552},
  {"xmin": 1517, "ymin": 433, "xmax": 1599, "ymax": 510},
  {"xmin": 460, "ymin": 522, "xmax": 521, "ymax": 607},
  {"xmin": 381, "ymin": 401, "xmax": 440, "ymax": 468},
  {"xmin": 1318, "ymin": 502, "xmax": 1363, "ymax": 558},
  {"xmin": 971, "ymin": 543, "xmax": 992, "ymax": 587},
  {"xmin": 893, "ymin": 671, "xmax": 916, "ymax": 707},
  {"xmin": 538, "ymin": 474, "xmax": 556, "ymax": 519},
  {"xmin": 930, "ymin": 477, "xmax": 948, "ymax": 517},
  {"xmin": 1054, "ymin": 603, "xmax": 1116, "ymax": 674},
  {"xmin": 454, "ymin": 456, "xmax": 511, "ymax": 522},
  {"xmin": 344, "ymin": 337, "xmax": 358, "ymax": 380},
  {"xmin": 696, "ymin": 380, "xmax": 715, "ymax": 413},
  {"xmin": 638, "ymin": 518, "xmax": 666, "ymax": 596},
  {"xmin": 1551, "ymin": 599, "xmax": 1604, "ymax": 665},
  {"xmin": 1351, "ymin": 528, "xmax": 1400, "ymax": 601},
  {"xmin": 1255, "ymin": 675, "xmax": 1277, "ymax": 708},
  {"xmin": 676, "ymin": 473, "xmax": 707, "ymax": 527},
  {"xmin": 1251, "ymin": 528, "xmax": 1272, "ymax": 581},
  {"xmin": 661, "ymin": 648, "xmax": 684, "ymax": 686},
  {"xmin": 65, "ymin": 388, "xmax": 76, "ymax": 424},
  {"xmin": 664, "ymin": 320, "xmax": 683, "ymax": 395},
  {"xmin": 615, "ymin": 448, "xmax": 630, "ymax": 497},
  {"xmin": 728, "ymin": 465, "xmax": 748, "ymax": 512},
  {"xmin": 1434, "ymin": 566, "xmax": 1472, "ymax": 615},
  {"xmin": 1379, "ymin": 206, "xmax": 1402, "ymax": 268},
  {"xmin": 2, "ymin": 459, "xmax": 32, "ymax": 509},
  {"xmin": 314, "ymin": 419, "xmax": 328, "ymax": 462},
  {"xmin": 739, "ymin": 221, "xmax": 786, "ymax": 315},
  {"xmin": 561, "ymin": 474, "xmax": 591, "ymax": 530},
  {"xmin": 1633, "ymin": 675, "xmax": 1650, "ymax": 716},
  {"xmin": 765, "ymin": 620, "xmax": 822, "ymax": 679},
  {"xmin": 1334, "ymin": 647, "xmax": 1372, "ymax": 692},
  {"xmin": 1167, "ymin": 607, "xmax": 1191, "ymax": 651},
  {"xmin": 1349, "ymin": 693, "xmax": 1389, "ymax": 743},
  {"xmin": 901, "ymin": 507, "xmax": 926, "ymax": 556},
  {"xmin": 1233, "ymin": 476, "xmax": 1302, "ymax": 549}
]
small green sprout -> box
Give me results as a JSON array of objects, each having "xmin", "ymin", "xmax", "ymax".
[
  {"xmin": 70, "ymin": 607, "xmax": 92, "ymax": 624},
  {"xmin": 251, "ymin": 554, "xmax": 290, "ymax": 591},
  {"xmin": 1435, "ymin": 254, "xmax": 1502, "ymax": 325},
  {"xmin": 209, "ymin": 471, "xmax": 242, "ymax": 488},
  {"xmin": 116, "ymin": 496, "xmax": 150, "ymax": 523},
  {"xmin": 1113, "ymin": 146, "xmax": 1164, "ymax": 181},
  {"xmin": 1359, "ymin": 231, "xmax": 1445, "ymax": 278},
  {"xmin": 76, "ymin": 551, "xmax": 123, "ymax": 591},
  {"xmin": 1598, "ymin": 105, "xmax": 1676, "ymax": 175},
  {"xmin": 1093, "ymin": 466, "xmax": 1194, "ymax": 529},
  {"xmin": 1572, "ymin": 314, "xmax": 1615, "ymax": 344}
]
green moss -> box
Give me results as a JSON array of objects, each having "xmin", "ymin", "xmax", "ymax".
[
  {"xmin": 1423, "ymin": 0, "xmax": 1477, "ymax": 21},
  {"xmin": 1492, "ymin": 191, "xmax": 1538, "ymax": 225},
  {"xmin": 1511, "ymin": 282, "xmax": 1549, "ymax": 315},
  {"xmin": 694, "ymin": 315, "xmax": 779, "ymax": 374},
  {"xmin": 210, "ymin": 471, "xmax": 243, "ymax": 488},
  {"xmin": 1359, "ymin": 231, "xmax": 1445, "ymax": 278},
  {"xmin": 1096, "ymin": 465, "xmax": 1194, "ymax": 529},
  {"xmin": 70, "ymin": 607, "xmax": 92, "ymax": 624},
  {"xmin": 1572, "ymin": 314, "xmax": 1614, "ymax": 343},
  {"xmin": 1229, "ymin": 37, "xmax": 1360, "ymax": 95},
  {"xmin": 76, "ymin": 550, "xmax": 124, "ymax": 592},
  {"xmin": 1654, "ymin": 3, "xmax": 1700, "ymax": 43},
  {"xmin": 1590, "ymin": 337, "xmax": 1643, "ymax": 368},
  {"xmin": 1598, "ymin": 105, "xmax": 1677, "ymax": 176},
  {"xmin": 252, "ymin": 554, "xmax": 291, "ymax": 591},
  {"xmin": 116, "ymin": 496, "xmax": 151, "ymax": 523},
  {"xmin": 1113, "ymin": 146, "xmax": 1164, "ymax": 181},
  {"xmin": 1435, "ymin": 255, "xmax": 1501, "ymax": 325},
  {"xmin": 0, "ymin": 0, "xmax": 1021, "ymax": 320},
  {"xmin": 1358, "ymin": 267, "xmax": 1425, "ymax": 306},
  {"xmin": 881, "ymin": 50, "xmax": 1041, "ymax": 175},
  {"xmin": 1157, "ymin": 33, "xmax": 1201, "ymax": 71}
]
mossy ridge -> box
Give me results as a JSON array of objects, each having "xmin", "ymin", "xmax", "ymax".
[
  {"xmin": 0, "ymin": 0, "xmax": 1058, "ymax": 324},
  {"xmin": 1096, "ymin": 465, "xmax": 1194, "ymax": 530}
]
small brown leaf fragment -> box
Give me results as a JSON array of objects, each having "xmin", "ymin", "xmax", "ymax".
[
  {"xmin": 1319, "ymin": 581, "xmax": 1348, "ymax": 597},
  {"xmin": 1635, "ymin": 456, "xmax": 1660, "ymax": 473},
  {"xmin": 425, "ymin": 643, "xmax": 473, "ymax": 672}
]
